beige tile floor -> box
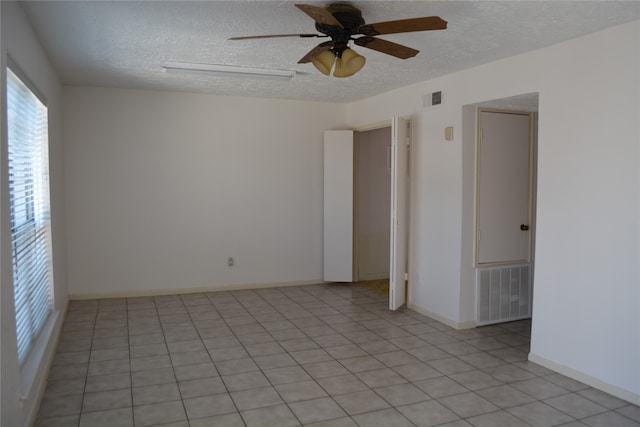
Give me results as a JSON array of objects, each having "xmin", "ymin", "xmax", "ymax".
[{"xmin": 36, "ymin": 283, "xmax": 640, "ymax": 427}]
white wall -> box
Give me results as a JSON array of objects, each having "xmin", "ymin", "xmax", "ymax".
[
  {"xmin": 1, "ymin": 2, "xmax": 68, "ymax": 425},
  {"xmin": 64, "ymin": 87, "xmax": 347, "ymax": 297},
  {"xmin": 528, "ymin": 21, "xmax": 639, "ymax": 403},
  {"xmin": 348, "ymin": 21, "xmax": 640, "ymax": 401},
  {"xmin": 357, "ymin": 127, "xmax": 391, "ymax": 280}
]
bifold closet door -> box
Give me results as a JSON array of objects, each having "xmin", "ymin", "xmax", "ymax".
[
  {"xmin": 323, "ymin": 130, "xmax": 354, "ymax": 282},
  {"xmin": 389, "ymin": 117, "xmax": 409, "ymax": 310}
]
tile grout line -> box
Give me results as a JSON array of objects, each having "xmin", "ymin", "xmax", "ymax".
[{"xmin": 38, "ymin": 286, "xmax": 640, "ymax": 427}]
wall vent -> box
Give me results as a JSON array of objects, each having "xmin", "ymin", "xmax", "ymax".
[
  {"xmin": 423, "ymin": 91, "xmax": 443, "ymax": 107},
  {"xmin": 477, "ymin": 264, "xmax": 531, "ymax": 325},
  {"xmin": 431, "ymin": 91, "xmax": 442, "ymax": 105}
]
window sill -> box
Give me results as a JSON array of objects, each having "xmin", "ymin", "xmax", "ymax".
[{"xmin": 20, "ymin": 309, "xmax": 61, "ymax": 400}]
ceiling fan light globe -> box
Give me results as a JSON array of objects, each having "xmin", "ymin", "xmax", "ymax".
[
  {"xmin": 312, "ymin": 50, "xmax": 336, "ymax": 76},
  {"xmin": 333, "ymin": 48, "xmax": 366, "ymax": 78}
]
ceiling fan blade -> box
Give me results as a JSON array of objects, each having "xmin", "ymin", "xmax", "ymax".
[
  {"xmin": 358, "ymin": 16, "xmax": 447, "ymax": 36},
  {"xmin": 298, "ymin": 42, "xmax": 333, "ymax": 64},
  {"xmin": 229, "ymin": 33, "xmax": 320, "ymax": 40},
  {"xmin": 295, "ymin": 4, "xmax": 343, "ymax": 28},
  {"xmin": 354, "ymin": 37, "xmax": 419, "ymax": 59}
]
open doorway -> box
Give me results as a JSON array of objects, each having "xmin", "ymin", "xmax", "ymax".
[
  {"xmin": 323, "ymin": 118, "xmax": 410, "ymax": 310},
  {"xmin": 465, "ymin": 93, "xmax": 539, "ymax": 330},
  {"xmin": 354, "ymin": 126, "xmax": 392, "ymax": 297},
  {"xmin": 354, "ymin": 117, "xmax": 411, "ymax": 310}
]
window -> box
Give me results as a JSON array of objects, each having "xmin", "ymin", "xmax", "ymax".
[{"xmin": 7, "ymin": 67, "xmax": 54, "ymax": 365}]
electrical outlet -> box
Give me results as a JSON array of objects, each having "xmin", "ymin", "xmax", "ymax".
[{"xmin": 227, "ymin": 257, "xmax": 234, "ymax": 267}]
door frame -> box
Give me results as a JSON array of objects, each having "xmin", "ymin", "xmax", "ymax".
[{"xmin": 475, "ymin": 108, "xmax": 535, "ymax": 267}]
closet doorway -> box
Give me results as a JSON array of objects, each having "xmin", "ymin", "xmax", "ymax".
[
  {"xmin": 354, "ymin": 126, "xmax": 392, "ymax": 291},
  {"xmin": 323, "ymin": 118, "xmax": 410, "ymax": 310}
]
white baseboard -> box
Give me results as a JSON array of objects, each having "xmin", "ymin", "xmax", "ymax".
[
  {"xmin": 408, "ymin": 303, "xmax": 476, "ymax": 330},
  {"xmin": 357, "ymin": 273, "xmax": 389, "ymax": 281},
  {"xmin": 528, "ymin": 353, "xmax": 640, "ymax": 406},
  {"xmin": 69, "ymin": 280, "xmax": 326, "ymax": 300}
]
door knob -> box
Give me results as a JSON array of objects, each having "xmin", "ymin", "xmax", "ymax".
[{"xmin": 520, "ymin": 224, "xmax": 529, "ymax": 231}]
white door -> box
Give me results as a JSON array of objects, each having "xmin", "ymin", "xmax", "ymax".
[
  {"xmin": 389, "ymin": 117, "xmax": 409, "ymax": 310},
  {"xmin": 477, "ymin": 111, "xmax": 531, "ymax": 264},
  {"xmin": 323, "ymin": 130, "xmax": 354, "ymax": 282}
]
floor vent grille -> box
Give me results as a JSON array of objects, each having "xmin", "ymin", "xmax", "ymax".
[{"xmin": 477, "ymin": 264, "xmax": 531, "ymax": 325}]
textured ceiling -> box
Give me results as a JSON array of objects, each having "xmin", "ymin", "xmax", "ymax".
[{"xmin": 20, "ymin": 1, "xmax": 640, "ymax": 103}]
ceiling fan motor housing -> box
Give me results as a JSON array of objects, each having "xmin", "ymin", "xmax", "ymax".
[
  {"xmin": 316, "ymin": 3, "xmax": 365, "ymax": 56},
  {"xmin": 326, "ymin": 3, "xmax": 364, "ymax": 29}
]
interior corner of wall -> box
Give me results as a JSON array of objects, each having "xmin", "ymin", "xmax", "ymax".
[{"xmin": 408, "ymin": 302, "xmax": 475, "ymax": 330}]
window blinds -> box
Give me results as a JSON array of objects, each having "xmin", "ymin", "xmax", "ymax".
[{"xmin": 7, "ymin": 68, "xmax": 54, "ymax": 365}]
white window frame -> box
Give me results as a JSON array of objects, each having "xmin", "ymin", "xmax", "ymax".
[{"xmin": 6, "ymin": 60, "xmax": 58, "ymax": 395}]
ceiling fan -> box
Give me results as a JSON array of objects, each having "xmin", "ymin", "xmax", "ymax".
[{"xmin": 230, "ymin": 3, "xmax": 447, "ymax": 78}]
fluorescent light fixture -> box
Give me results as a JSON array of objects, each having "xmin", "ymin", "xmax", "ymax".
[{"xmin": 163, "ymin": 62, "xmax": 296, "ymax": 81}]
